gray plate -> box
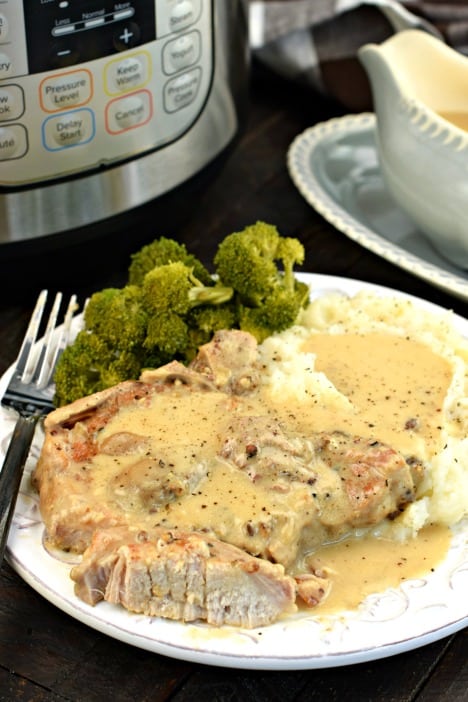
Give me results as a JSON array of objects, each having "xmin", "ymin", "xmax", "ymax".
[{"xmin": 287, "ymin": 113, "xmax": 468, "ymax": 303}]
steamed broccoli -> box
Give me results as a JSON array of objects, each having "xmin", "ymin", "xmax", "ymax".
[
  {"xmin": 214, "ymin": 221, "xmax": 280, "ymax": 305},
  {"xmin": 187, "ymin": 303, "xmax": 237, "ymax": 336},
  {"xmin": 53, "ymin": 330, "xmax": 144, "ymax": 406},
  {"xmin": 237, "ymin": 285, "xmax": 309, "ymax": 342},
  {"xmin": 141, "ymin": 262, "xmax": 234, "ymax": 359},
  {"xmin": 54, "ymin": 260, "xmax": 234, "ymax": 405},
  {"xmin": 54, "ymin": 225, "xmax": 309, "ymax": 406},
  {"xmin": 84, "ymin": 285, "xmax": 147, "ymax": 349},
  {"xmin": 185, "ymin": 303, "xmax": 238, "ymax": 360},
  {"xmin": 145, "ymin": 311, "xmax": 189, "ymax": 358},
  {"xmin": 128, "ymin": 237, "xmax": 212, "ymax": 286},
  {"xmin": 213, "ymin": 221, "xmax": 307, "ymax": 341},
  {"xmin": 141, "ymin": 261, "xmax": 233, "ymax": 315},
  {"xmin": 276, "ymin": 236, "xmax": 306, "ymax": 292}
]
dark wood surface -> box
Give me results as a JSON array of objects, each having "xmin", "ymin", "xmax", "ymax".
[{"xmin": 0, "ymin": 62, "xmax": 466, "ymax": 701}]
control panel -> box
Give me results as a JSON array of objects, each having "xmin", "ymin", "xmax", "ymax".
[{"xmin": 0, "ymin": 0, "xmax": 213, "ymax": 185}]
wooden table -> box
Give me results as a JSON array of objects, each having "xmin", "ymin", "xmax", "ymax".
[{"xmin": 0, "ymin": 62, "xmax": 466, "ymax": 701}]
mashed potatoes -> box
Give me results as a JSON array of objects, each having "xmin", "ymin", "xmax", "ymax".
[{"xmin": 258, "ymin": 291, "xmax": 468, "ymax": 538}]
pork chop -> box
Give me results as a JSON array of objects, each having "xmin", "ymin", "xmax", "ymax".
[{"xmin": 34, "ymin": 330, "xmax": 425, "ymax": 625}]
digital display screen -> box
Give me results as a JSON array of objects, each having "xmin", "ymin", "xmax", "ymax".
[{"xmin": 23, "ymin": 1, "xmax": 156, "ymax": 73}]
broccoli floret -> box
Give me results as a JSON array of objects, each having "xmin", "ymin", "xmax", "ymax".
[
  {"xmin": 214, "ymin": 222, "xmax": 281, "ymax": 305},
  {"xmin": 184, "ymin": 303, "xmax": 238, "ymax": 360},
  {"xmin": 53, "ymin": 330, "xmax": 143, "ymax": 406},
  {"xmin": 144, "ymin": 311, "xmax": 189, "ymax": 358},
  {"xmin": 214, "ymin": 221, "xmax": 308, "ymax": 339},
  {"xmin": 128, "ymin": 236, "xmax": 212, "ymax": 286},
  {"xmin": 187, "ymin": 303, "xmax": 238, "ymax": 335},
  {"xmin": 100, "ymin": 348, "xmax": 146, "ymax": 390},
  {"xmin": 276, "ymin": 236, "xmax": 305, "ymax": 291},
  {"xmin": 84, "ymin": 285, "xmax": 147, "ymax": 349},
  {"xmin": 141, "ymin": 262, "xmax": 233, "ymax": 358},
  {"xmin": 238, "ymin": 283, "xmax": 309, "ymax": 343},
  {"xmin": 142, "ymin": 261, "xmax": 233, "ymax": 314}
]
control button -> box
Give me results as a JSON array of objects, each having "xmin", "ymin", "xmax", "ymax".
[
  {"xmin": 0, "ymin": 53, "xmax": 13, "ymax": 79},
  {"xmin": 170, "ymin": 1, "xmax": 198, "ymax": 33},
  {"xmin": 0, "ymin": 125, "xmax": 28, "ymax": 161},
  {"xmin": 0, "ymin": 85, "xmax": 25, "ymax": 122},
  {"xmin": 40, "ymin": 69, "xmax": 93, "ymax": 112},
  {"xmin": 0, "ymin": 13, "xmax": 9, "ymax": 42},
  {"xmin": 43, "ymin": 109, "xmax": 95, "ymax": 150},
  {"xmin": 50, "ymin": 42, "xmax": 80, "ymax": 69},
  {"xmin": 162, "ymin": 31, "xmax": 200, "ymax": 74},
  {"xmin": 105, "ymin": 89, "xmax": 153, "ymax": 134},
  {"xmin": 105, "ymin": 53, "xmax": 150, "ymax": 95},
  {"xmin": 113, "ymin": 22, "xmax": 141, "ymax": 51},
  {"xmin": 164, "ymin": 67, "xmax": 201, "ymax": 112},
  {"xmin": 155, "ymin": 0, "xmax": 201, "ymax": 38}
]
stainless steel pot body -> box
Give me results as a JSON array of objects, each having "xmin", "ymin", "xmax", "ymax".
[{"xmin": 0, "ymin": 1, "xmax": 249, "ymax": 244}]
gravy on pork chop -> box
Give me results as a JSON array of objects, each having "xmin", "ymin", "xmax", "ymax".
[{"xmin": 34, "ymin": 329, "xmax": 449, "ymax": 627}]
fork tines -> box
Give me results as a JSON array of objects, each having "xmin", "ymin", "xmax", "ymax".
[{"xmin": 4, "ymin": 290, "xmax": 78, "ymax": 414}]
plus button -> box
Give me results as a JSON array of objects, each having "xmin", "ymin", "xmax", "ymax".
[
  {"xmin": 113, "ymin": 22, "xmax": 141, "ymax": 51},
  {"xmin": 119, "ymin": 27, "xmax": 134, "ymax": 45}
]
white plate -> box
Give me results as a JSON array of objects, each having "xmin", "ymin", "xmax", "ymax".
[
  {"xmin": 287, "ymin": 113, "xmax": 468, "ymax": 303},
  {"xmin": 3, "ymin": 274, "xmax": 468, "ymax": 670}
]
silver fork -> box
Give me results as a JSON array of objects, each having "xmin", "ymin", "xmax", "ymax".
[{"xmin": 0, "ymin": 290, "xmax": 78, "ymax": 564}]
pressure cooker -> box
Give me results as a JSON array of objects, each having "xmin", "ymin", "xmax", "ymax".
[{"xmin": 0, "ymin": 0, "xmax": 249, "ymax": 247}]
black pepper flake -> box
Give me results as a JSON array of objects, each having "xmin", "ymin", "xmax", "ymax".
[
  {"xmin": 246, "ymin": 522, "xmax": 255, "ymax": 536},
  {"xmin": 245, "ymin": 444, "xmax": 258, "ymax": 458}
]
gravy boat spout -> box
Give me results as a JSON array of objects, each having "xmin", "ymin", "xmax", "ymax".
[{"xmin": 358, "ymin": 29, "xmax": 468, "ymax": 269}]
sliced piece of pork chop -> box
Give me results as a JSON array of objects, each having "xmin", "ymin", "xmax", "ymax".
[{"xmin": 70, "ymin": 526, "xmax": 297, "ymax": 628}]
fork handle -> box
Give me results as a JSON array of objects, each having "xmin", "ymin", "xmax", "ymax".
[{"xmin": 0, "ymin": 414, "xmax": 39, "ymax": 565}]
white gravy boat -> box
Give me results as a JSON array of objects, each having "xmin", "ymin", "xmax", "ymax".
[{"xmin": 359, "ymin": 29, "xmax": 468, "ymax": 269}]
